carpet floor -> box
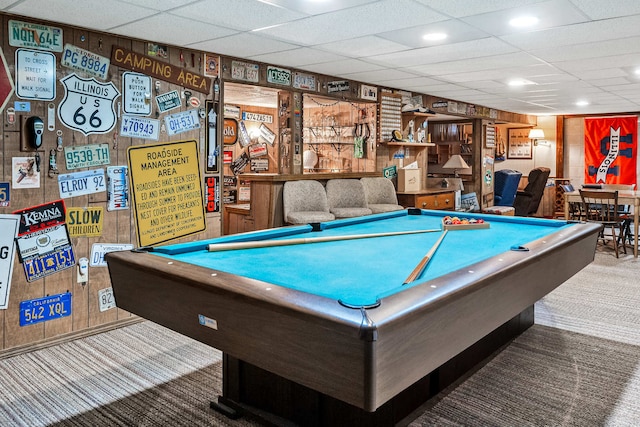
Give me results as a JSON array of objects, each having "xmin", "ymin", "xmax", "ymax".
[{"xmin": 0, "ymin": 249, "xmax": 638, "ymax": 426}]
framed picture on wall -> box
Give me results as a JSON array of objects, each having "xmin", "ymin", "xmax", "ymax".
[{"xmin": 507, "ymin": 128, "xmax": 532, "ymax": 159}]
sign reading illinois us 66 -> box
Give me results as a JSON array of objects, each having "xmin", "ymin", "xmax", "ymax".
[{"xmin": 58, "ymin": 73, "xmax": 120, "ymax": 135}]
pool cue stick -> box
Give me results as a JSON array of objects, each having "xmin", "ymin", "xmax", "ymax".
[
  {"xmin": 207, "ymin": 228, "xmax": 441, "ymax": 252},
  {"xmin": 403, "ymin": 229, "xmax": 448, "ymax": 285}
]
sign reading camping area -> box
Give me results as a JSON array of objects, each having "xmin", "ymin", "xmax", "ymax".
[{"xmin": 58, "ymin": 73, "xmax": 120, "ymax": 135}]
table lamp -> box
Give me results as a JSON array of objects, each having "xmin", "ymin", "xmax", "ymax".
[
  {"xmin": 528, "ymin": 128, "xmax": 545, "ymax": 145},
  {"xmin": 441, "ymin": 154, "xmax": 470, "ymax": 188}
]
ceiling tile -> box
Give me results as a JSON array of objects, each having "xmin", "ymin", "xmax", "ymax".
[
  {"xmin": 568, "ymin": 0, "xmax": 640, "ymax": 19},
  {"xmin": 258, "ymin": 0, "xmax": 448, "ymax": 45},
  {"xmin": 461, "ymin": 0, "xmax": 588, "ymax": 37},
  {"xmin": 188, "ymin": 32, "xmax": 300, "ymax": 57},
  {"xmin": 169, "ymin": 0, "xmax": 306, "ymax": 32},
  {"xmin": 247, "ymin": 48, "xmax": 348, "ymax": 67},
  {"xmin": 112, "ymin": 14, "xmax": 237, "ymax": 46},
  {"xmin": 7, "ymin": 0, "xmax": 157, "ymax": 30},
  {"xmin": 315, "ymin": 36, "xmax": 410, "ymax": 58},
  {"xmin": 376, "ymin": 19, "xmax": 491, "ymax": 49},
  {"xmin": 262, "ymin": 0, "xmax": 380, "ymax": 15},
  {"xmin": 412, "ymin": 0, "xmax": 549, "ymax": 18}
]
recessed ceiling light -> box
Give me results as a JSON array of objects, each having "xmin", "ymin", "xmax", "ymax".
[
  {"xmin": 576, "ymin": 100, "xmax": 590, "ymax": 106},
  {"xmin": 508, "ymin": 78, "xmax": 536, "ymax": 86},
  {"xmin": 509, "ymin": 16, "xmax": 539, "ymax": 28},
  {"xmin": 423, "ymin": 32, "xmax": 447, "ymax": 41}
]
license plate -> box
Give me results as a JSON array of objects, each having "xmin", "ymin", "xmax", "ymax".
[
  {"xmin": 23, "ymin": 245, "xmax": 76, "ymax": 282},
  {"xmin": 58, "ymin": 169, "xmax": 106, "ymax": 198},
  {"xmin": 98, "ymin": 287, "xmax": 117, "ymax": 312},
  {"xmin": 20, "ymin": 293, "xmax": 72, "ymax": 326},
  {"xmin": 156, "ymin": 90, "xmax": 181, "ymax": 113},
  {"xmin": 64, "ymin": 143, "xmax": 110, "ymax": 169},
  {"xmin": 61, "ymin": 43, "xmax": 110, "ymax": 80},
  {"xmin": 90, "ymin": 243, "xmax": 134, "ymax": 267},
  {"xmin": 120, "ymin": 115, "xmax": 160, "ymax": 140},
  {"xmin": 164, "ymin": 109, "xmax": 201, "ymax": 136}
]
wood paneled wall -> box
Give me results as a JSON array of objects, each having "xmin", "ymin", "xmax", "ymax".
[{"xmin": 0, "ymin": 15, "xmax": 220, "ymax": 352}]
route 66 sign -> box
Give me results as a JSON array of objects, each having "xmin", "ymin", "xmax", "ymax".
[{"xmin": 58, "ymin": 73, "xmax": 120, "ymax": 135}]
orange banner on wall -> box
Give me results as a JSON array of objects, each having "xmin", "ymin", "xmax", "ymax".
[{"xmin": 584, "ymin": 116, "xmax": 637, "ymax": 185}]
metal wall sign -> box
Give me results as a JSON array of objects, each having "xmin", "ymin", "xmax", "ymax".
[
  {"xmin": 13, "ymin": 199, "xmax": 66, "ymax": 236},
  {"xmin": 58, "ymin": 73, "xmax": 120, "ymax": 135},
  {"xmin": 66, "ymin": 207, "xmax": 104, "ymax": 237},
  {"xmin": 0, "ymin": 214, "xmax": 20, "ymax": 309},
  {"xmin": 90, "ymin": 243, "xmax": 134, "ymax": 267},
  {"xmin": 0, "ymin": 47, "xmax": 15, "ymax": 113},
  {"xmin": 20, "ymin": 293, "xmax": 72, "ymax": 326},
  {"xmin": 61, "ymin": 44, "xmax": 110, "ymax": 80},
  {"xmin": 293, "ymin": 72, "xmax": 316, "ymax": 90},
  {"xmin": 231, "ymin": 60, "xmax": 259, "ymax": 83},
  {"xmin": 122, "ymin": 71, "xmax": 152, "ymax": 115},
  {"xmin": 164, "ymin": 109, "xmax": 200, "ymax": 136},
  {"xmin": 327, "ymin": 80, "xmax": 350, "ymax": 93},
  {"xmin": 120, "ymin": 115, "xmax": 160, "ymax": 140},
  {"xmin": 204, "ymin": 176, "xmax": 219, "ymax": 213},
  {"xmin": 155, "ymin": 90, "xmax": 181, "ymax": 113},
  {"xmin": 57, "ymin": 169, "xmax": 106, "ymax": 199},
  {"xmin": 267, "ymin": 66, "xmax": 291, "ymax": 86},
  {"xmin": 17, "ymin": 225, "xmax": 75, "ymax": 282},
  {"xmin": 242, "ymin": 112, "xmax": 273, "ymax": 123},
  {"xmin": 64, "ymin": 143, "xmax": 110, "ymax": 169},
  {"xmin": 9, "ymin": 20, "xmax": 63, "ymax": 52},
  {"xmin": 98, "ymin": 287, "xmax": 116, "ymax": 312},
  {"xmin": 15, "ymin": 49, "xmax": 56, "ymax": 100},
  {"xmin": 127, "ymin": 140, "xmax": 206, "ymax": 246},
  {"xmin": 106, "ymin": 166, "xmax": 129, "ymax": 211},
  {"xmin": 0, "ymin": 182, "xmax": 10, "ymax": 207}
]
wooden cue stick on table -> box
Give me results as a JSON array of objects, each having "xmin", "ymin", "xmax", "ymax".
[
  {"xmin": 207, "ymin": 228, "xmax": 441, "ymax": 252},
  {"xmin": 403, "ymin": 229, "xmax": 448, "ymax": 285}
]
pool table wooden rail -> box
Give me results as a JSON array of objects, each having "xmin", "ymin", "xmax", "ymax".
[{"xmin": 106, "ymin": 219, "xmax": 600, "ymax": 415}]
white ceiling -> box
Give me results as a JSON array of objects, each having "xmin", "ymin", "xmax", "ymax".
[{"xmin": 5, "ymin": 0, "xmax": 640, "ymax": 117}]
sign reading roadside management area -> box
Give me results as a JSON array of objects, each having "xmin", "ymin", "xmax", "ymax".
[{"xmin": 128, "ymin": 140, "xmax": 206, "ymax": 247}]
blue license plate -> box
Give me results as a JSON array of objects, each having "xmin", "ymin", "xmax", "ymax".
[
  {"xmin": 20, "ymin": 293, "xmax": 72, "ymax": 326},
  {"xmin": 23, "ymin": 245, "xmax": 75, "ymax": 282}
]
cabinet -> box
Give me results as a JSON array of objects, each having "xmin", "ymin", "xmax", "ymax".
[
  {"xmin": 428, "ymin": 122, "xmax": 473, "ymax": 166},
  {"xmin": 224, "ymin": 204, "xmax": 254, "ymax": 235},
  {"xmin": 397, "ymin": 191, "xmax": 455, "ymax": 210}
]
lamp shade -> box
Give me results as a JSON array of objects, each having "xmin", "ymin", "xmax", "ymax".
[
  {"xmin": 528, "ymin": 128, "xmax": 545, "ymax": 139},
  {"xmin": 443, "ymin": 154, "xmax": 470, "ymax": 170}
]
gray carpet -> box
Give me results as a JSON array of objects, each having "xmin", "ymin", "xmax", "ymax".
[{"xmin": 0, "ymin": 249, "xmax": 639, "ymax": 426}]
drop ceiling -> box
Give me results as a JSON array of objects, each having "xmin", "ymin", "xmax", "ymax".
[{"xmin": 4, "ymin": 0, "xmax": 640, "ymax": 117}]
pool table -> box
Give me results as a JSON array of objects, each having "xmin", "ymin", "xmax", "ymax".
[{"xmin": 106, "ymin": 209, "xmax": 600, "ymax": 426}]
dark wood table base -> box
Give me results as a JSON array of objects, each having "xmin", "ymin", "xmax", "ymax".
[{"xmin": 212, "ymin": 305, "xmax": 534, "ymax": 426}]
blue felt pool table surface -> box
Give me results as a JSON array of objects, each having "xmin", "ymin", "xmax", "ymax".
[{"xmin": 151, "ymin": 210, "xmax": 574, "ymax": 307}]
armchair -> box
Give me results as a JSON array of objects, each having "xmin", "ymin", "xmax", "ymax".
[
  {"xmin": 513, "ymin": 167, "xmax": 551, "ymax": 216},
  {"xmin": 494, "ymin": 169, "xmax": 522, "ymax": 206}
]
